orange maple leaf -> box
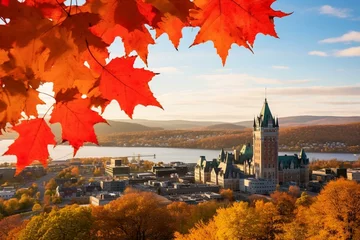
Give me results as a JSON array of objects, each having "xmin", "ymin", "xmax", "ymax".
[
  {"xmin": 86, "ymin": 0, "xmax": 155, "ymax": 64},
  {"xmin": 49, "ymin": 93, "xmax": 107, "ymax": 155},
  {"xmin": 190, "ymin": 0, "xmax": 290, "ymax": 65},
  {"xmin": 99, "ymin": 56, "xmax": 162, "ymax": 118},
  {"xmin": 147, "ymin": 0, "xmax": 194, "ymax": 49},
  {"xmin": 0, "ymin": 77, "xmax": 44, "ymax": 132},
  {"xmin": 3, "ymin": 118, "xmax": 56, "ymax": 175}
]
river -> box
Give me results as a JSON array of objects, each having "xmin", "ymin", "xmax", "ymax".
[{"xmin": 0, "ymin": 140, "xmax": 358, "ymax": 164}]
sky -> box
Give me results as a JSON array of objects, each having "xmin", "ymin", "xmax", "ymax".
[{"xmin": 41, "ymin": 0, "xmax": 360, "ymax": 122}]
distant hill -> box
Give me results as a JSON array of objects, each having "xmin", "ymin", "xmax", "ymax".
[
  {"xmin": 116, "ymin": 119, "xmax": 225, "ymax": 130},
  {"xmin": 0, "ymin": 120, "xmax": 162, "ymax": 140},
  {"xmin": 98, "ymin": 122, "xmax": 360, "ymax": 153},
  {"xmin": 204, "ymin": 123, "xmax": 246, "ymax": 131},
  {"xmin": 236, "ymin": 116, "xmax": 360, "ymax": 128}
]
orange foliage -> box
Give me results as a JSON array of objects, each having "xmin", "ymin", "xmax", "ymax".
[{"xmin": 0, "ymin": 0, "xmax": 289, "ymax": 173}]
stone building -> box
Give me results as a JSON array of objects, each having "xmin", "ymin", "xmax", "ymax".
[
  {"xmin": 278, "ymin": 149, "xmax": 310, "ymax": 187},
  {"xmin": 195, "ymin": 98, "xmax": 310, "ymax": 192}
]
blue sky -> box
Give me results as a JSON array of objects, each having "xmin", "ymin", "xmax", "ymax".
[{"xmin": 42, "ymin": 1, "xmax": 360, "ymax": 122}]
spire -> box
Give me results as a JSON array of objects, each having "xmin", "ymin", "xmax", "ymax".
[
  {"xmin": 253, "ymin": 117, "xmax": 256, "ymax": 128},
  {"xmin": 259, "ymin": 98, "xmax": 274, "ymax": 128}
]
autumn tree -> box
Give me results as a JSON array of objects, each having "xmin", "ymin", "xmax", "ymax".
[
  {"xmin": 175, "ymin": 220, "xmax": 218, "ymax": 240},
  {"xmin": 270, "ymin": 191, "xmax": 296, "ymax": 222},
  {"xmin": 295, "ymin": 192, "xmax": 313, "ymax": 207},
  {"xmin": 92, "ymin": 191, "xmax": 174, "ymax": 240},
  {"xmin": 0, "ymin": 215, "xmax": 22, "ymax": 239},
  {"xmin": 45, "ymin": 179, "xmax": 57, "ymax": 191},
  {"xmin": 32, "ymin": 203, "xmax": 42, "ymax": 212},
  {"xmin": 219, "ymin": 188, "xmax": 234, "ymax": 202},
  {"xmin": 306, "ymin": 179, "xmax": 360, "ymax": 240},
  {"xmin": 288, "ymin": 185, "xmax": 300, "ymax": 198},
  {"xmin": 71, "ymin": 167, "xmax": 80, "ymax": 177},
  {"xmin": 19, "ymin": 205, "xmax": 93, "ymax": 240}
]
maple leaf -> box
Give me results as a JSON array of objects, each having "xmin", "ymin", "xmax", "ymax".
[
  {"xmin": 3, "ymin": 118, "xmax": 56, "ymax": 175},
  {"xmin": 0, "ymin": 50, "xmax": 8, "ymax": 65},
  {"xmin": 190, "ymin": 0, "xmax": 290, "ymax": 65},
  {"xmin": 0, "ymin": 77, "xmax": 28, "ymax": 132},
  {"xmin": 49, "ymin": 92, "xmax": 107, "ymax": 155},
  {"xmin": 0, "ymin": 0, "xmax": 54, "ymax": 50},
  {"xmin": 24, "ymin": 0, "xmax": 66, "ymax": 20},
  {"xmin": 0, "ymin": 77, "xmax": 45, "ymax": 132},
  {"xmin": 24, "ymin": 88, "xmax": 45, "ymax": 117},
  {"xmin": 86, "ymin": 0, "xmax": 155, "ymax": 64},
  {"xmin": 147, "ymin": 0, "xmax": 194, "ymax": 49},
  {"xmin": 99, "ymin": 56, "xmax": 162, "ymax": 118}
]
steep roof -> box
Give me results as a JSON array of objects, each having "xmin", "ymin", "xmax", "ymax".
[{"xmin": 255, "ymin": 99, "xmax": 277, "ymax": 128}]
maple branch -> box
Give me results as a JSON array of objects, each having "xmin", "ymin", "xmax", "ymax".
[
  {"xmin": 55, "ymin": 0, "xmax": 70, "ymax": 17},
  {"xmin": 38, "ymin": 91, "xmax": 55, "ymax": 99},
  {"xmin": 42, "ymin": 104, "xmax": 54, "ymax": 119},
  {"xmin": 85, "ymin": 39, "xmax": 145, "ymax": 98}
]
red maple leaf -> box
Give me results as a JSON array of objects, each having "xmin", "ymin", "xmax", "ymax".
[
  {"xmin": 49, "ymin": 93, "xmax": 107, "ymax": 155},
  {"xmin": 3, "ymin": 118, "xmax": 56, "ymax": 175},
  {"xmin": 99, "ymin": 56, "xmax": 162, "ymax": 118},
  {"xmin": 190, "ymin": 0, "xmax": 291, "ymax": 65}
]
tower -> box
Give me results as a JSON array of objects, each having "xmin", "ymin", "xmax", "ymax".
[{"xmin": 253, "ymin": 99, "xmax": 279, "ymax": 183}]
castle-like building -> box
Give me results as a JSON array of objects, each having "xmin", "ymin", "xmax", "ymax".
[{"xmin": 195, "ymin": 99, "xmax": 309, "ymax": 194}]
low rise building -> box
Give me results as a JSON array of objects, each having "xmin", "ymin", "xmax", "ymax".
[
  {"xmin": 105, "ymin": 159, "xmax": 130, "ymax": 178},
  {"xmin": 240, "ymin": 178, "xmax": 276, "ymax": 195},
  {"xmin": 347, "ymin": 169, "xmax": 360, "ymax": 182},
  {"xmin": 55, "ymin": 177, "xmax": 78, "ymax": 186},
  {"xmin": 166, "ymin": 192, "xmax": 222, "ymax": 204},
  {"xmin": 0, "ymin": 190, "xmax": 15, "ymax": 200},
  {"xmin": 56, "ymin": 186, "xmax": 82, "ymax": 198},
  {"xmin": 311, "ymin": 169, "xmax": 336, "ymax": 182},
  {"xmin": 90, "ymin": 193, "xmax": 119, "ymax": 206},
  {"xmin": 100, "ymin": 180, "xmax": 128, "ymax": 192},
  {"xmin": 160, "ymin": 183, "xmax": 220, "ymax": 195}
]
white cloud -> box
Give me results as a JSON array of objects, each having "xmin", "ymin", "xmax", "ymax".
[
  {"xmin": 308, "ymin": 51, "xmax": 329, "ymax": 57},
  {"xmin": 196, "ymin": 73, "xmax": 311, "ymax": 87},
  {"xmin": 272, "ymin": 65, "xmax": 290, "ymax": 70},
  {"xmin": 320, "ymin": 31, "xmax": 360, "ymax": 43},
  {"xmin": 334, "ymin": 46, "xmax": 360, "ymax": 57},
  {"xmin": 319, "ymin": 5, "xmax": 352, "ymax": 18}
]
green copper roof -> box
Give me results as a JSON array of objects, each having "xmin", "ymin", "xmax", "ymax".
[
  {"xmin": 254, "ymin": 99, "xmax": 278, "ymax": 128},
  {"xmin": 240, "ymin": 144, "xmax": 253, "ymax": 158},
  {"xmin": 260, "ymin": 98, "xmax": 274, "ymax": 127}
]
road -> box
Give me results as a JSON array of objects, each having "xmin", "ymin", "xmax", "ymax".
[{"xmin": 23, "ymin": 172, "xmax": 58, "ymax": 199}]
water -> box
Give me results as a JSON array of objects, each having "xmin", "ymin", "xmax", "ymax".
[{"xmin": 0, "ymin": 140, "xmax": 358, "ymax": 164}]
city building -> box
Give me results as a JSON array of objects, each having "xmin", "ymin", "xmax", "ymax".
[
  {"xmin": 160, "ymin": 183, "xmax": 220, "ymax": 195},
  {"xmin": 56, "ymin": 186, "xmax": 82, "ymax": 198},
  {"xmin": 239, "ymin": 178, "xmax": 276, "ymax": 194},
  {"xmin": 0, "ymin": 190, "xmax": 15, "ymax": 200},
  {"xmin": 152, "ymin": 163, "xmax": 188, "ymax": 177},
  {"xmin": 100, "ymin": 180, "xmax": 128, "ymax": 192},
  {"xmin": 278, "ymin": 150, "xmax": 310, "ymax": 187},
  {"xmin": 90, "ymin": 193, "xmax": 119, "ymax": 206},
  {"xmin": 347, "ymin": 169, "xmax": 360, "ymax": 182},
  {"xmin": 195, "ymin": 99, "xmax": 310, "ymax": 193},
  {"xmin": 105, "ymin": 158, "xmax": 130, "ymax": 178}
]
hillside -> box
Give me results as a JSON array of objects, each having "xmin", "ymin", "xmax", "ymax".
[
  {"xmin": 98, "ymin": 122, "xmax": 360, "ymax": 153},
  {"xmin": 115, "ymin": 119, "xmax": 225, "ymax": 130},
  {"xmin": 236, "ymin": 116, "xmax": 360, "ymax": 128},
  {"xmin": 204, "ymin": 123, "xmax": 247, "ymax": 131},
  {"xmin": 0, "ymin": 120, "xmax": 162, "ymax": 140}
]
